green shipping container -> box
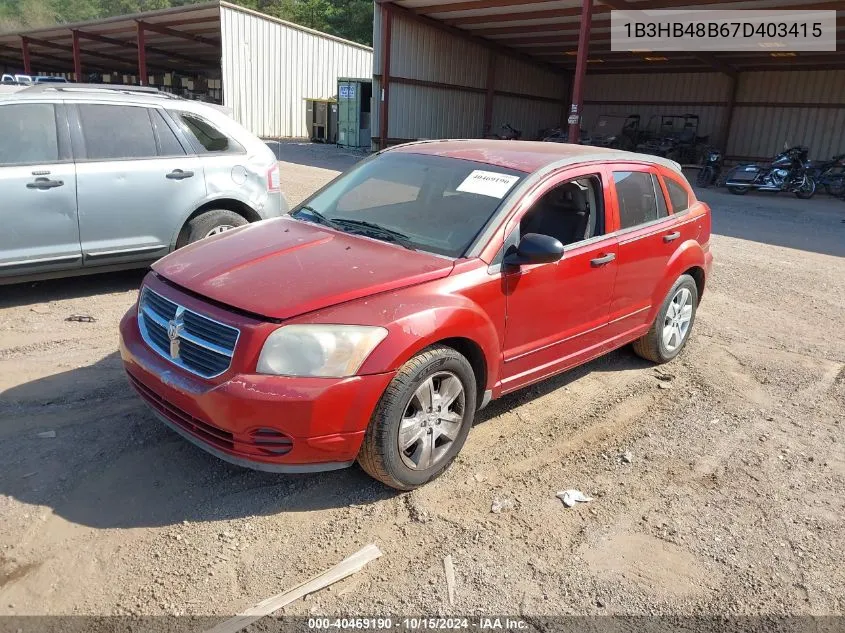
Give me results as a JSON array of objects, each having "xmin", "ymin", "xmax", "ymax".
[{"xmin": 337, "ymin": 78, "xmax": 372, "ymax": 149}]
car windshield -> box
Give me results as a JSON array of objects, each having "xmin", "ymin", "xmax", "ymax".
[{"xmin": 290, "ymin": 152, "xmax": 524, "ymax": 257}]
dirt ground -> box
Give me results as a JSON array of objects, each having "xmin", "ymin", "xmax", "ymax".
[{"xmin": 1, "ymin": 143, "xmax": 844, "ymax": 619}]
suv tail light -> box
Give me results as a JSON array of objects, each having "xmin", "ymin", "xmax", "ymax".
[{"xmin": 266, "ymin": 164, "xmax": 281, "ymax": 192}]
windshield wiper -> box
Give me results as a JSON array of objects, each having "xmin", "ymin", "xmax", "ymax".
[
  {"xmin": 330, "ymin": 218, "xmax": 418, "ymax": 251},
  {"xmin": 291, "ymin": 206, "xmax": 339, "ymax": 229}
]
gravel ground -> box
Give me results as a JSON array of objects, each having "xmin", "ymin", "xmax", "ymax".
[{"xmin": 1, "ymin": 144, "xmax": 844, "ymax": 619}]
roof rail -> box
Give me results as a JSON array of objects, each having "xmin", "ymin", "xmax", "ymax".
[{"xmin": 21, "ymin": 83, "xmax": 182, "ymax": 98}]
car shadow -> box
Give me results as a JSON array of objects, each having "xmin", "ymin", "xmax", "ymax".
[
  {"xmin": 694, "ymin": 186, "xmax": 845, "ymax": 258},
  {"xmin": 0, "ymin": 345, "xmax": 648, "ymax": 530},
  {"xmin": 264, "ymin": 139, "xmax": 366, "ymax": 172},
  {"xmin": 0, "ymin": 269, "xmax": 148, "ymax": 310}
]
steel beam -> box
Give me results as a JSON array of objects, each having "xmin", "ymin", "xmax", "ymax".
[
  {"xmin": 20, "ymin": 37, "xmax": 31, "ymax": 74},
  {"xmin": 568, "ymin": 0, "xmax": 592, "ymax": 144},
  {"xmin": 379, "ymin": 3, "xmax": 392, "ymax": 150}
]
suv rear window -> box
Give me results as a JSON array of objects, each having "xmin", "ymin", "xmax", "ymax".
[
  {"xmin": 0, "ymin": 103, "xmax": 59, "ymax": 165},
  {"xmin": 175, "ymin": 112, "xmax": 243, "ymax": 154},
  {"xmin": 78, "ymin": 104, "xmax": 158, "ymax": 160}
]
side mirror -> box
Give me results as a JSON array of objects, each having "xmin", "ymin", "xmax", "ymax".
[{"xmin": 503, "ymin": 233, "xmax": 565, "ymax": 267}]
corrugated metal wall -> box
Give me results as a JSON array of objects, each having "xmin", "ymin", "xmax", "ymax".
[
  {"xmin": 373, "ymin": 8, "xmax": 566, "ymax": 145},
  {"xmin": 583, "ymin": 70, "xmax": 845, "ymax": 161},
  {"xmin": 729, "ymin": 70, "xmax": 845, "ymax": 160},
  {"xmin": 220, "ymin": 4, "xmax": 372, "ymax": 138},
  {"xmin": 582, "ymin": 72, "xmax": 731, "ymax": 147}
]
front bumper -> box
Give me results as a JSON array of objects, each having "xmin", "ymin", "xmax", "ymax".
[{"xmin": 119, "ymin": 308, "xmax": 395, "ymax": 473}]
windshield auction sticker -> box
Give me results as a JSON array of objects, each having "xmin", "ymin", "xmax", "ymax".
[
  {"xmin": 457, "ymin": 171, "xmax": 520, "ymax": 199},
  {"xmin": 610, "ymin": 9, "xmax": 836, "ymax": 51}
]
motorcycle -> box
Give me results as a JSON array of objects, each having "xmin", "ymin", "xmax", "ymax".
[
  {"xmin": 695, "ymin": 148, "xmax": 723, "ymax": 188},
  {"xmin": 486, "ymin": 123, "xmax": 522, "ymax": 140},
  {"xmin": 805, "ymin": 153, "xmax": 845, "ymax": 197},
  {"xmin": 723, "ymin": 146, "xmax": 816, "ymax": 199}
]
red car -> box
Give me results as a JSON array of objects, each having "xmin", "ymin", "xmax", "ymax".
[{"xmin": 120, "ymin": 140, "xmax": 712, "ymax": 490}]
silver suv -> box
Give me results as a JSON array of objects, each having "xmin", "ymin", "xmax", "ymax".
[{"xmin": 0, "ymin": 85, "xmax": 287, "ymax": 284}]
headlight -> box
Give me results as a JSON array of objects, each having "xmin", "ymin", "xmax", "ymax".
[{"xmin": 256, "ymin": 324, "xmax": 388, "ymax": 377}]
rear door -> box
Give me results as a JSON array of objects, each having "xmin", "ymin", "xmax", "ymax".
[
  {"xmin": 603, "ymin": 164, "xmax": 692, "ymax": 344},
  {"xmin": 71, "ymin": 102, "xmax": 206, "ymax": 267},
  {"xmin": 0, "ymin": 101, "xmax": 80, "ymax": 279}
]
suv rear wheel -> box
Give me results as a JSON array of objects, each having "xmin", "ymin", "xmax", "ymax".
[
  {"xmin": 358, "ymin": 346, "xmax": 477, "ymax": 490},
  {"xmin": 632, "ymin": 274, "xmax": 699, "ymax": 364},
  {"xmin": 184, "ymin": 209, "xmax": 247, "ymax": 245}
]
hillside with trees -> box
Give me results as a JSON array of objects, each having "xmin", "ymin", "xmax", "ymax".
[{"xmin": 0, "ymin": 0, "xmax": 374, "ymax": 45}]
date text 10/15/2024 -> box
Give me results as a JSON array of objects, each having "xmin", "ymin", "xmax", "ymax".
[{"xmin": 307, "ymin": 617, "xmax": 529, "ymax": 630}]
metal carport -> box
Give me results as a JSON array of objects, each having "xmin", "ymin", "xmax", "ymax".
[{"xmin": 373, "ymin": 0, "xmax": 845, "ymax": 161}]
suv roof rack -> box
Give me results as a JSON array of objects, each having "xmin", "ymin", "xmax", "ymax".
[{"xmin": 21, "ymin": 83, "xmax": 182, "ymax": 99}]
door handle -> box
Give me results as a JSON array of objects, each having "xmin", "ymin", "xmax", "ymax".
[
  {"xmin": 26, "ymin": 177, "xmax": 64, "ymax": 190},
  {"xmin": 590, "ymin": 253, "xmax": 616, "ymax": 267},
  {"xmin": 166, "ymin": 169, "xmax": 194, "ymax": 180},
  {"xmin": 663, "ymin": 231, "xmax": 681, "ymax": 242}
]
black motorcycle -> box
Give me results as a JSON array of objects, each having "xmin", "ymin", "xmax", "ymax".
[
  {"xmin": 695, "ymin": 148, "xmax": 723, "ymax": 188},
  {"xmin": 805, "ymin": 153, "xmax": 845, "ymax": 197},
  {"xmin": 723, "ymin": 146, "xmax": 816, "ymax": 199}
]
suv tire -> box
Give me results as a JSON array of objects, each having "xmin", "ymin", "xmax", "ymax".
[
  {"xmin": 183, "ymin": 209, "xmax": 247, "ymax": 245},
  {"xmin": 633, "ymin": 274, "xmax": 699, "ymax": 364},
  {"xmin": 358, "ymin": 346, "xmax": 477, "ymax": 490}
]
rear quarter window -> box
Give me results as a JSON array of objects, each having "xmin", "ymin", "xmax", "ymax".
[
  {"xmin": 173, "ymin": 111, "xmax": 244, "ymax": 154},
  {"xmin": 664, "ymin": 176, "xmax": 691, "ymax": 213}
]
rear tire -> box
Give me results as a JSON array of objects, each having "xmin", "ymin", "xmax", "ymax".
[
  {"xmin": 632, "ymin": 274, "xmax": 699, "ymax": 364},
  {"xmin": 358, "ymin": 346, "xmax": 477, "ymax": 491},
  {"xmin": 727, "ymin": 185, "xmax": 749, "ymax": 195},
  {"xmin": 182, "ymin": 209, "xmax": 248, "ymax": 246}
]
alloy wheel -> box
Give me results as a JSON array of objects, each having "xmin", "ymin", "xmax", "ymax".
[
  {"xmin": 205, "ymin": 225, "xmax": 235, "ymax": 238},
  {"xmin": 662, "ymin": 287, "xmax": 693, "ymax": 353},
  {"xmin": 398, "ymin": 371, "xmax": 465, "ymax": 471}
]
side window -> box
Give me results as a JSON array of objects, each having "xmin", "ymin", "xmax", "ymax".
[
  {"xmin": 612, "ymin": 171, "xmax": 667, "ymax": 229},
  {"xmin": 0, "ymin": 103, "xmax": 59, "ymax": 165},
  {"xmin": 174, "ymin": 112, "xmax": 243, "ymax": 154},
  {"xmin": 78, "ymin": 104, "xmax": 158, "ymax": 160},
  {"xmin": 150, "ymin": 110, "xmax": 186, "ymax": 157},
  {"xmin": 664, "ymin": 176, "xmax": 691, "ymax": 213},
  {"xmin": 519, "ymin": 176, "xmax": 603, "ymax": 247}
]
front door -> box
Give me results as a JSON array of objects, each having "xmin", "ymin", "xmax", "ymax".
[
  {"xmin": 500, "ymin": 167, "xmax": 619, "ymax": 393},
  {"xmin": 71, "ymin": 103, "xmax": 206, "ymax": 267},
  {"xmin": 0, "ymin": 102, "xmax": 81, "ymax": 279}
]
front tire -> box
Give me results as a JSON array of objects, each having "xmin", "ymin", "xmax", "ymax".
[
  {"xmin": 632, "ymin": 274, "xmax": 699, "ymax": 364},
  {"xmin": 358, "ymin": 346, "xmax": 477, "ymax": 491},
  {"xmin": 696, "ymin": 166, "xmax": 714, "ymax": 188},
  {"xmin": 794, "ymin": 177, "xmax": 816, "ymax": 199}
]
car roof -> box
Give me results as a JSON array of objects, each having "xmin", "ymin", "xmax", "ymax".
[
  {"xmin": 387, "ymin": 139, "xmax": 683, "ymax": 175},
  {"xmin": 0, "ymin": 84, "xmax": 233, "ymax": 117}
]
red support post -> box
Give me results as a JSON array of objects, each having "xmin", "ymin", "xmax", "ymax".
[
  {"xmin": 20, "ymin": 37, "xmax": 31, "ymax": 75},
  {"xmin": 567, "ymin": 0, "xmax": 592, "ymax": 144},
  {"xmin": 378, "ymin": 3, "xmax": 392, "ymax": 150},
  {"xmin": 136, "ymin": 22, "xmax": 147, "ymax": 85},
  {"xmin": 483, "ymin": 50, "xmax": 496, "ymax": 136},
  {"xmin": 72, "ymin": 30, "xmax": 82, "ymax": 81}
]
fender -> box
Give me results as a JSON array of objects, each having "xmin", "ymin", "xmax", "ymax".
[
  {"xmin": 647, "ymin": 238, "xmax": 706, "ymax": 323},
  {"xmin": 301, "ymin": 289, "xmax": 502, "ymax": 392}
]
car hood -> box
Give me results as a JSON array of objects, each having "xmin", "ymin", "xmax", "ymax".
[{"xmin": 152, "ymin": 217, "xmax": 455, "ymax": 320}]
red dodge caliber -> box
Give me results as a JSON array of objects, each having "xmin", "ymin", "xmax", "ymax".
[{"xmin": 120, "ymin": 140, "xmax": 713, "ymax": 490}]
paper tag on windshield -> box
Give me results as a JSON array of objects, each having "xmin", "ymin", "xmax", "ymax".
[{"xmin": 456, "ymin": 170, "xmax": 520, "ymax": 199}]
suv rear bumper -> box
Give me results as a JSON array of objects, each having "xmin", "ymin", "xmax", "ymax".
[{"xmin": 119, "ymin": 308, "xmax": 395, "ymax": 472}]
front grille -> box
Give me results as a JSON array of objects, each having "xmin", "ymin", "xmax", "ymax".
[
  {"xmin": 137, "ymin": 287, "xmax": 240, "ymax": 379},
  {"xmin": 128, "ymin": 373, "xmax": 235, "ymax": 451}
]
